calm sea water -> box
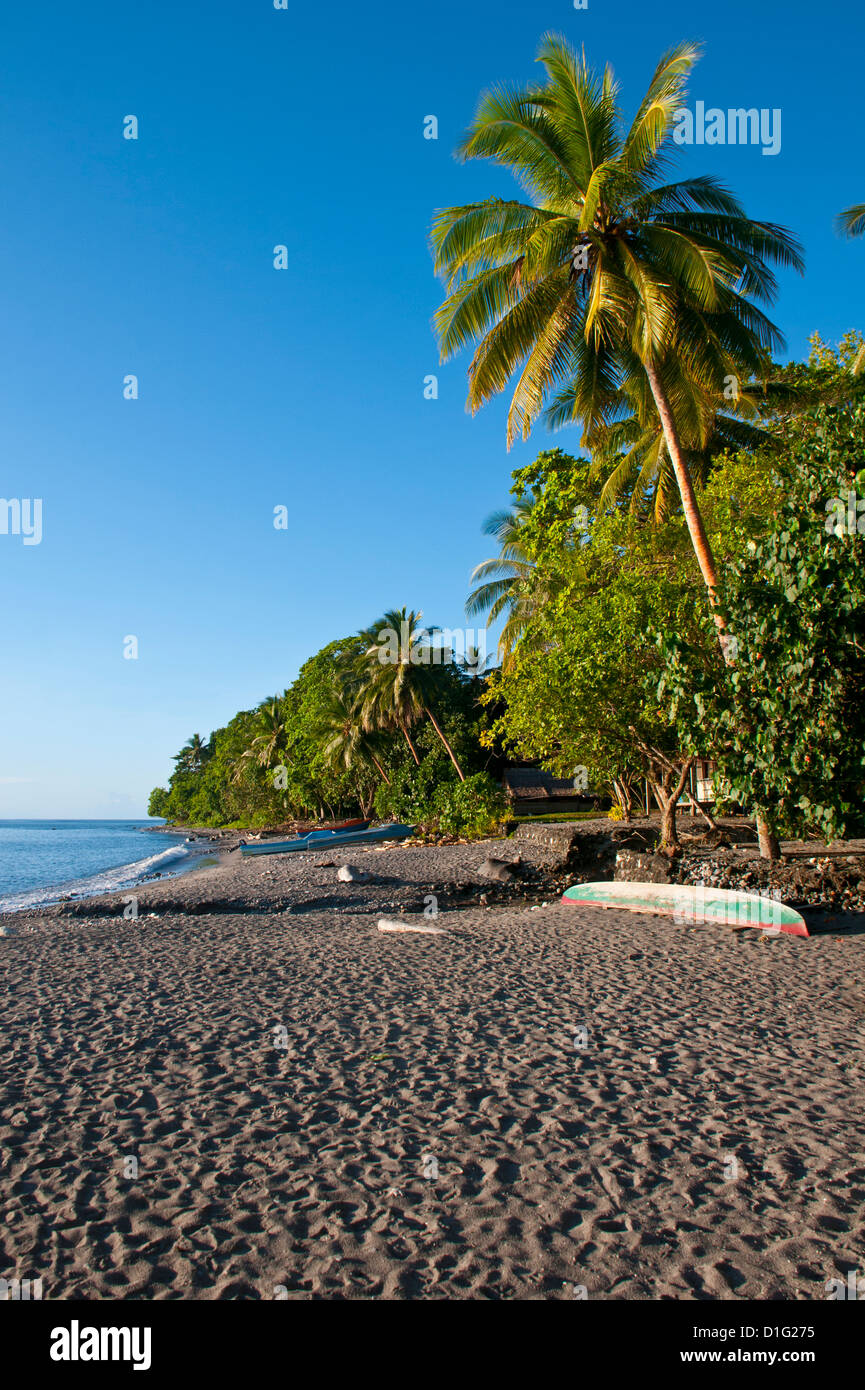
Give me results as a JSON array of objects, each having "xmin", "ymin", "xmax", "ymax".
[{"xmin": 0, "ymin": 820, "xmax": 196, "ymax": 913}]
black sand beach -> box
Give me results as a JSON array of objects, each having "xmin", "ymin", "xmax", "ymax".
[{"xmin": 1, "ymin": 832, "xmax": 864, "ymax": 1299}]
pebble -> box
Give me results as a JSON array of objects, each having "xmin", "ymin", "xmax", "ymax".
[{"xmin": 338, "ymin": 865, "xmax": 370, "ymax": 883}]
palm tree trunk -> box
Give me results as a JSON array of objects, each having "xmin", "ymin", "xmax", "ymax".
[
  {"xmin": 424, "ymin": 706, "xmax": 466, "ymax": 780},
  {"xmin": 645, "ymin": 362, "xmax": 779, "ymax": 859},
  {"xmin": 402, "ymin": 726, "xmax": 421, "ymax": 765},
  {"xmin": 370, "ymin": 753, "xmax": 391, "ymax": 786},
  {"xmin": 643, "ymin": 362, "xmax": 723, "ymax": 619}
]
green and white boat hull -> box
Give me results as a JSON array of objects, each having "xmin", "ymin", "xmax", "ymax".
[{"xmin": 561, "ymin": 880, "xmax": 808, "ymax": 937}]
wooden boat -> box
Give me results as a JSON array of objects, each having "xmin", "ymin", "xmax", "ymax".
[
  {"xmin": 560, "ymin": 880, "xmax": 808, "ymax": 937},
  {"xmin": 240, "ymin": 821, "xmax": 369, "ymax": 855},
  {"xmin": 241, "ymin": 823, "xmax": 413, "ymax": 857}
]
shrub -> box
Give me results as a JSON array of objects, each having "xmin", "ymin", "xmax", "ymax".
[
  {"xmin": 432, "ymin": 773, "xmax": 509, "ymax": 836},
  {"xmin": 374, "ymin": 768, "xmax": 507, "ymax": 836}
]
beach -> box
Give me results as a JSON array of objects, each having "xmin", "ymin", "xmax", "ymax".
[{"xmin": 1, "ymin": 830, "xmax": 864, "ymax": 1300}]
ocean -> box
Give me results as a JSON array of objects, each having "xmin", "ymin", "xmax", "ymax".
[{"xmin": 0, "ymin": 820, "xmax": 205, "ymax": 914}]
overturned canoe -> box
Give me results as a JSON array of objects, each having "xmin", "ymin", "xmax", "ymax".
[
  {"xmin": 561, "ymin": 880, "xmax": 808, "ymax": 937},
  {"xmin": 241, "ymin": 823, "xmax": 414, "ymax": 856}
]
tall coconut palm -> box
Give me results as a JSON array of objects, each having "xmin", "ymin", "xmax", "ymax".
[
  {"xmin": 577, "ymin": 378, "xmax": 774, "ymax": 521},
  {"xmin": 431, "ymin": 34, "xmax": 804, "ymax": 634},
  {"xmin": 354, "ymin": 615, "xmax": 422, "ymax": 765},
  {"xmin": 358, "ymin": 608, "xmax": 467, "ymax": 780},
  {"xmin": 433, "ymin": 35, "xmax": 805, "ymax": 858}
]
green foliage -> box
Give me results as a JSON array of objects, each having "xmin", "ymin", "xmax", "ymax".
[
  {"xmin": 483, "ymin": 557, "xmax": 696, "ymax": 791},
  {"xmin": 431, "ymin": 32, "xmax": 803, "ymax": 530},
  {"xmin": 147, "ymin": 787, "xmax": 170, "ymax": 819},
  {"xmin": 148, "ymin": 627, "xmax": 494, "ymax": 829},
  {"xmin": 508, "ymin": 448, "xmax": 598, "ymax": 559},
  {"xmin": 432, "ymin": 773, "xmax": 508, "ymax": 836},
  {"xmin": 481, "ymin": 443, "xmax": 712, "ymax": 806},
  {"xmin": 658, "ymin": 405, "xmax": 865, "ymax": 841},
  {"xmin": 375, "ymin": 766, "xmax": 506, "ymax": 836},
  {"xmin": 808, "ymin": 330, "xmax": 865, "ymax": 374}
]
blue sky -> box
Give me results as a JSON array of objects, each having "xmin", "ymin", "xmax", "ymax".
[{"xmin": 0, "ymin": 0, "xmax": 862, "ymax": 817}]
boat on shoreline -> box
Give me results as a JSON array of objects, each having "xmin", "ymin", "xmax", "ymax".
[
  {"xmin": 561, "ymin": 880, "xmax": 809, "ymax": 936},
  {"xmin": 240, "ymin": 822, "xmax": 414, "ymax": 856}
]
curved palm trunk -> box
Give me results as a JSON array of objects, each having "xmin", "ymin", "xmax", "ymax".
[
  {"xmin": 643, "ymin": 362, "xmax": 723, "ymax": 618},
  {"xmin": 424, "ymin": 706, "xmax": 465, "ymax": 780},
  {"xmin": 370, "ymin": 753, "xmax": 391, "ymax": 786},
  {"xmin": 644, "ymin": 361, "xmax": 779, "ymax": 860},
  {"xmin": 402, "ymin": 725, "xmax": 421, "ymax": 765}
]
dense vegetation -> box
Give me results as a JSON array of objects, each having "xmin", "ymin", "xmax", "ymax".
[
  {"xmin": 150, "ymin": 36, "xmax": 865, "ymax": 849},
  {"xmin": 480, "ymin": 393, "xmax": 865, "ymax": 847},
  {"xmin": 149, "ymin": 624, "xmax": 507, "ymax": 834}
]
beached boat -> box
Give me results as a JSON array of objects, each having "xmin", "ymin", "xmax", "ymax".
[
  {"xmin": 561, "ymin": 880, "xmax": 808, "ymax": 937},
  {"xmin": 240, "ymin": 821, "xmax": 369, "ymax": 855},
  {"xmin": 240, "ymin": 823, "xmax": 414, "ymax": 856}
]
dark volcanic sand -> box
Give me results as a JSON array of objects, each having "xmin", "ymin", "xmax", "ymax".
[{"xmin": 1, "ymin": 837, "xmax": 864, "ymax": 1300}]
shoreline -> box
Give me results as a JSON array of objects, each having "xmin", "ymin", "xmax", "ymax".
[
  {"xmin": 0, "ymin": 828, "xmax": 228, "ymax": 918},
  {"xmin": 4, "ymin": 815, "xmax": 864, "ymax": 928}
]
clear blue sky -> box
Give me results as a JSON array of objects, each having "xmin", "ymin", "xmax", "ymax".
[{"xmin": 0, "ymin": 0, "xmax": 862, "ymax": 817}]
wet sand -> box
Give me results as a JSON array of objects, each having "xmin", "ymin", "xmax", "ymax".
[{"xmin": 1, "ymin": 837, "xmax": 863, "ymax": 1299}]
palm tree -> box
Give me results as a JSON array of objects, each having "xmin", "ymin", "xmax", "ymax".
[
  {"xmin": 431, "ymin": 34, "xmax": 804, "ymax": 638},
  {"xmin": 581, "ymin": 381, "xmax": 774, "ymax": 521},
  {"xmin": 354, "ymin": 615, "xmax": 422, "ymax": 765},
  {"xmin": 836, "ymin": 204, "xmax": 865, "ymax": 238},
  {"xmin": 319, "ymin": 681, "xmax": 391, "ymax": 786},
  {"xmin": 453, "ymin": 642, "xmax": 498, "ymax": 680},
  {"xmin": 173, "ymin": 733, "xmax": 207, "ymax": 772},
  {"xmin": 358, "ymin": 608, "xmax": 467, "ymax": 779},
  {"xmin": 243, "ymin": 697, "xmax": 289, "ymax": 771},
  {"xmin": 465, "ymin": 498, "xmax": 545, "ymax": 660}
]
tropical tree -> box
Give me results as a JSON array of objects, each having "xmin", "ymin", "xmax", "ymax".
[
  {"xmin": 358, "ymin": 608, "xmax": 467, "ymax": 779},
  {"xmin": 465, "ymin": 497, "xmax": 541, "ymax": 661},
  {"xmin": 583, "ymin": 380, "xmax": 774, "ymax": 521},
  {"xmin": 319, "ymin": 680, "xmax": 391, "ymax": 788},
  {"xmin": 173, "ymin": 733, "xmax": 208, "ymax": 772},
  {"xmin": 658, "ymin": 404, "xmax": 865, "ymax": 844},
  {"xmin": 245, "ymin": 697, "xmax": 288, "ymax": 770},
  {"xmin": 481, "ymin": 525, "xmax": 705, "ymax": 845},
  {"xmin": 431, "ymin": 34, "xmax": 804, "ymax": 637}
]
